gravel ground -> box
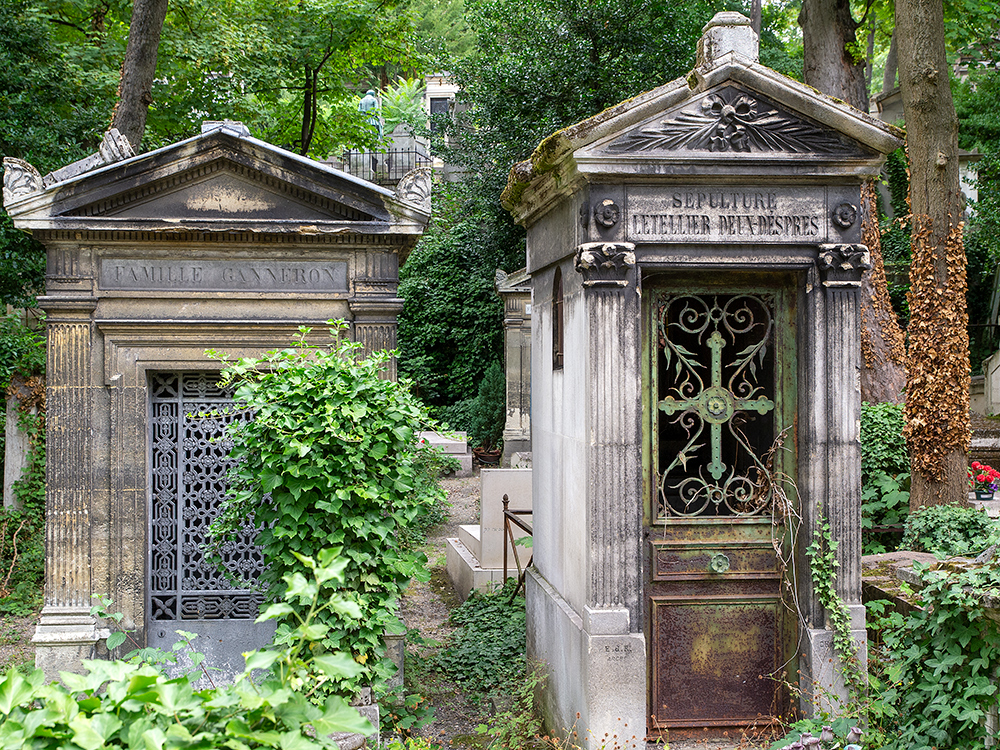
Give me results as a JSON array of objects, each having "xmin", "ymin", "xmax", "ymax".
[
  {"xmin": 0, "ymin": 614, "xmax": 35, "ymax": 673},
  {"xmin": 397, "ymin": 472, "xmax": 493, "ymax": 749}
]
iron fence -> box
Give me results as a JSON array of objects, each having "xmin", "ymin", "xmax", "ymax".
[{"xmin": 340, "ymin": 148, "xmax": 432, "ymax": 187}]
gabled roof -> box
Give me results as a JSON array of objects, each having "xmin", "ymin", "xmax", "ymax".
[
  {"xmin": 502, "ymin": 12, "xmax": 904, "ymax": 226},
  {"xmin": 3, "ymin": 122, "xmax": 431, "ymax": 239}
]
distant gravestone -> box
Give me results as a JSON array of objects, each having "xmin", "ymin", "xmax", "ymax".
[
  {"xmin": 3, "ymin": 122, "xmax": 431, "ymax": 681},
  {"xmin": 502, "ymin": 12, "xmax": 903, "ymax": 746}
]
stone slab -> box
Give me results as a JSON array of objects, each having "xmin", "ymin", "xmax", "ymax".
[
  {"xmin": 445, "ymin": 537, "xmax": 513, "ymax": 601},
  {"xmin": 458, "ymin": 523, "xmax": 481, "ymax": 560},
  {"xmin": 418, "ymin": 430, "xmax": 468, "ymax": 453},
  {"xmin": 479, "ymin": 468, "xmax": 532, "ymax": 569},
  {"xmin": 99, "ymin": 259, "xmax": 349, "ymax": 293},
  {"xmin": 625, "ymin": 185, "xmax": 829, "ymax": 244}
]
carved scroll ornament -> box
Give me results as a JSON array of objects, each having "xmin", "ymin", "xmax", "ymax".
[
  {"xmin": 395, "ymin": 167, "xmax": 432, "ymax": 211},
  {"xmin": 3, "ymin": 158, "xmax": 43, "ymax": 204},
  {"xmin": 608, "ymin": 86, "xmax": 855, "ymax": 156},
  {"xmin": 575, "ymin": 241, "xmax": 636, "ymax": 288}
]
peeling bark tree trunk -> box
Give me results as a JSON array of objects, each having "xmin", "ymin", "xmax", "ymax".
[
  {"xmin": 896, "ymin": 0, "xmax": 969, "ymax": 509},
  {"xmin": 800, "ymin": 0, "xmax": 908, "ymax": 404},
  {"xmin": 111, "ymin": 0, "xmax": 169, "ymax": 151}
]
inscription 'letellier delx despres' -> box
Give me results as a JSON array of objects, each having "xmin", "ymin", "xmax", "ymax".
[{"xmin": 628, "ymin": 188, "xmax": 824, "ymax": 240}]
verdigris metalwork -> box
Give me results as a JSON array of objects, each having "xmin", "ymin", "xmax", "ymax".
[{"xmin": 656, "ymin": 292, "xmax": 776, "ymax": 517}]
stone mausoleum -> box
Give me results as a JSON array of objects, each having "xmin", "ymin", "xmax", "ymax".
[
  {"xmin": 502, "ymin": 13, "xmax": 902, "ymax": 745},
  {"xmin": 3, "ymin": 121, "xmax": 430, "ymax": 679}
]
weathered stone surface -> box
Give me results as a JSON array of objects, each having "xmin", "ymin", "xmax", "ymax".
[
  {"xmin": 6, "ymin": 125, "xmax": 429, "ymax": 681},
  {"xmin": 504, "ymin": 10, "xmax": 902, "ymax": 747}
]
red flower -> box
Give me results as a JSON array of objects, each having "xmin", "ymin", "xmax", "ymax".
[{"xmin": 973, "ymin": 461, "xmax": 983, "ymax": 470}]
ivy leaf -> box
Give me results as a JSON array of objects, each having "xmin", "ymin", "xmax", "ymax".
[
  {"xmin": 311, "ymin": 653, "xmax": 364, "ymax": 680},
  {"xmin": 0, "ymin": 669, "xmax": 36, "ymax": 713}
]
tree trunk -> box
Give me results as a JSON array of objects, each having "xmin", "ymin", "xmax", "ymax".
[
  {"xmin": 860, "ymin": 181, "xmax": 907, "ymax": 403},
  {"xmin": 800, "ymin": 0, "xmax": 909, "ymax": 404},
  {"xmin": 882, "ymin": 30, "xmax": 898, "ymax": 93},
  {"xmin": 111, "ymin": 0, "xmax": 168, "ymax": 151},
  {"xmin": 896, "ymin": 0, "xmax": 969, "ymax": 510},
  {"xmin": 798, "ymin": 0, "xmax": 868, "ymax": 108}
]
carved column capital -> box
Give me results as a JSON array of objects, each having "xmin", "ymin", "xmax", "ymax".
[
  {"xmin": 574, "ymin": 242, "xmax": 636, "ymax": 289},
  {"xmin": 817, "ymin": 244, "xmax": 871, "ymax": 288}
]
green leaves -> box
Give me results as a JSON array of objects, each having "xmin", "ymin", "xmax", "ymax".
[
  {"xmin": 208, "ymin": 325, "xmax": 443, "ymax": 696},
  {"xmin": 0, "ymin": 548, "xmax": 376, "ymax": 750}
]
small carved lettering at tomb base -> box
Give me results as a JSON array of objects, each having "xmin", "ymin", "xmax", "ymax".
[
  {"xmin": 626, "ymin": 186, "xmax": 828, "ymax": 243},
  {"xmin": 100, "ymin": 259, "xmax": 349, "ymax": 292}
]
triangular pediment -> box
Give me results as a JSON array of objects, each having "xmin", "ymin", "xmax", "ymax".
[
  {"xmin": 595, "ymin": 84, "xmax": 877, "ymax": 159},
  {"xmin": 66, "ymin": 158, "xmax": 381, "ymax": 223}
]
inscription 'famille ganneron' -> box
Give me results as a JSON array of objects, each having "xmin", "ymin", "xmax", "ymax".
[
  {"xmin": 626, "ymin": 188, "xmax": 827, "ymax": 241},
  {"xmin": 100, "ymin": 259, "xmax": 349, "ymax": 292}
]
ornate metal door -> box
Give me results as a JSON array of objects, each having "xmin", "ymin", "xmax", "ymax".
[
  {"xmin": 148, "ymin": 372, "xmax": 272, "ymax": 679},
  {"xmin": 647, "ymin": 282, "xmax": 797, "ymax": 737}
]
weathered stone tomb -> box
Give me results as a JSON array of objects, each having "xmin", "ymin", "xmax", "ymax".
[
  {"xmin": 502, "ymin": 13, "xmax": 902, "ymax": 745},
  {"xmin": 3, "ymin": 121, "xmax": 430, "ymax": 679}
]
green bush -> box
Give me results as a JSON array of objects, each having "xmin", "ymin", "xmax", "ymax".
[
  {"xmin": 861, "ymin": 472, "xmax": 910, "ymax": 555},
  {"xmin": 0, "ymin": 550, "xmax": 374, "ymax": 750},
  {"xmin": 0, "ymin": 315, "xmax": 45, "ymax": 616},
  {"xmin": 468, "ymin": 360, "xmax": 505, "ymax": 450},
  {"xmin": 208, "ymin": 324, "xmax": 444, "ymax": 695},
  {"xmin": 880, "ymin": 562, "xmax": 1000, "ymax": 749},
  {"xmin": 860, "ymin": 402, "xmax": 908, "ymax": 480},
  {"xmin": 900, "ymin": 504, "xmax": 999, "ymax": 558}
]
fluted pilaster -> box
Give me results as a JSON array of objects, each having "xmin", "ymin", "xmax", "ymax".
[{"xmin": 575, "ymin": 242, "xmax": 643, "ymax": 630}]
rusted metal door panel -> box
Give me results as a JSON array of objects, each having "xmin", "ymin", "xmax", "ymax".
[
  {"xmin": 651, "ymin": 598, "xmax": 782, "ymax": 726},
  {"xmin": 646, "ymin": 279, "xmax": 797, "ymax": 737}
]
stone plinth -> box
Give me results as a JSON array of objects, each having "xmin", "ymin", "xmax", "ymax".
[{"xmin": 446, "ymin": 468, "xmax": 532, "ymax": 600}]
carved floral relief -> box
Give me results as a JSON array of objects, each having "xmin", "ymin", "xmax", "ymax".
[{"xmin": 607, "ymin": 86, "xmax": 858, "ymax": 156}]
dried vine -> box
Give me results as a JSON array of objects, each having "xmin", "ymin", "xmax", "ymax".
[
  {"xmin": 859, "ymin": 179, "xmax": 907, "ymax": 403},
  {"xmin": 903, "ymin": 215, "xmax": 969, "ymax": 484}
]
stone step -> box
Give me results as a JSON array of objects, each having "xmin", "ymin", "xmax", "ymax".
[{"xmin": 458, "ymin": 523, "xmax": 481, "ymax": 560}]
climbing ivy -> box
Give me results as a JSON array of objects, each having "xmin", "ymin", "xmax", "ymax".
[
  {"xmin": 806, "ymin": 505, "xmax": 867, "ymax": 706},
  {"xmin": 208, "ymin": 324, "xmax": 444, "ymax": 696}
]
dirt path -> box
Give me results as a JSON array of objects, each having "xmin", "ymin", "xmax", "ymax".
[
  {"xmin": 0, "ymin": 614, "xmax": 35, "ymax": 673},
  {"xmin": 397, "ymin": 473, "xmax": 493, "ymax": 748}
]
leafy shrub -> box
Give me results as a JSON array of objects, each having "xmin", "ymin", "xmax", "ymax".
[
  {"xmin": 435, "ymin": 580, "xmax": 526, "ymax": 695},
  {"xmin": 861, "ymin": 472, "xmax": 910, "ymax": 555},
  {"xmin": 468, "ymin": 360, "xmax": 505, "ymax": 450},
  {"xmin": 880, "ymin": 562, "xmax": 1000, "ymax": 749},
  {"xmin": 0, "ymin": 314, "xmax": 44, "ymax": 390},
  {"xmin": 208, "ymin": 324, "xmax": 444, "ymax": 695},
  {"xmin": 0, "ymin": 317, "xmax": 45, "ymax": 616},
  {"xmin": 900, "ymin": 504, "xmax": 999, "ymax": 558},
  {"xmin": 0, "ymin": 549, "xmax": 374, "ymax": 750},
  {"xmin": 860, "ymin": 402, "xmax": 908, "ymax": 480}
]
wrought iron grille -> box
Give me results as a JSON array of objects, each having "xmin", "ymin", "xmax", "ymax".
[
  {"xmin": 340, "ymin": 148, "xmax": 432, "ymax": 187},
  {"xmin": 149, "ymin": 372, "xmax": 265, "ymax": 621},
  {"xmin": 655, "ymin": 293, "xmax": 777, "ymax": 518}
]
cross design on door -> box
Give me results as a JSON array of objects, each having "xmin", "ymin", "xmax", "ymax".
[{"xmin": 655, "ymin": 293, "xmax": 777, "ymax": 517}]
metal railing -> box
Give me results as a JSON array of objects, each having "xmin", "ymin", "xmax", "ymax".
[
  {"xmin": 502, "ymin": 493, "xmax": 533, "ymax": 601},
  {"xmin": 340, "ymin": 148, "xmax": 432, "ymax": 187}
]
